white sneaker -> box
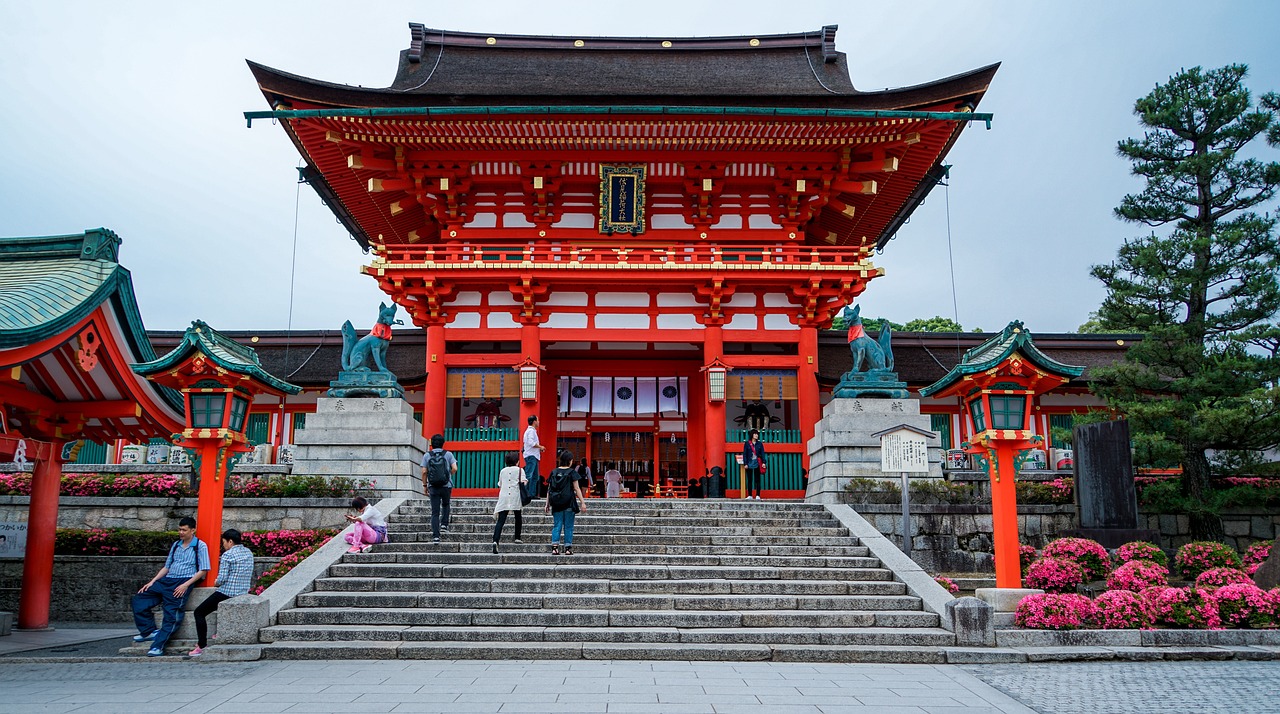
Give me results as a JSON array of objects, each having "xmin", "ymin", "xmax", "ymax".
[{"xmin": 361, "ymin": 545, "xmax": 373, "ymax": 553}]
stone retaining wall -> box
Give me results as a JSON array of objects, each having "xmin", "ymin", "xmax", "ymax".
[
  {"xmin": 0, "ymin": 556, "xmax": 280, "ymax": 623},
  {"xmin": 0, "ymin": 496, "xmax": 351, "ymax": 532},
  {"xmin": 851, "ymin": 502, "xmax": 1279, "ymax": 573}
]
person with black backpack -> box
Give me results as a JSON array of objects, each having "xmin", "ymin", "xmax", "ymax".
[
  {"xmin": 544, "ymin": 449, "xmax": 587, "ymax": 555},
  {"xmin": 420, "ymin": 434, "xmax": 457, "ymax": 543}
]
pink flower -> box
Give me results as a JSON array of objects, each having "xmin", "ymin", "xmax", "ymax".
[
  {"xmin": 1019, "ymin": 544, "xmax": 1038, "ymax": 573},
  {"xmin": 1174, "ymin": 542, "xmax": 1243, "ymax": 580},
  {"xmin": 1041, "ymin": 537, "xmax": 1110, "ymax": 581},
  {"xmin": 934, "ymin": 576, "xmax": 960, "ymax": 595},
  {"xmin": 1195, "ymin": 567, "xmax": 1254, "ymax": 591},
  {"xmin": 1025, "ymin": 557, "xmax": 1088, "ymax": 593},
  {"xmin": 1116, "ymin": 541, "xmax": 1168, "ymax": 568},
  {"xmin": 1143, "ymin": 586, "xmax": 1222, "ymax": 629},
  {"xmin": 1243, "ymin": 540, "xmax": 1273, "ymax": 569},
  {"xmin": 1015, "ymin": 593, "xmax": 1099, "ymax": 630},
  {"xmin": 1212, "ymin": 583, "xmax": 1280, "ymax": 629},
  {"xmin": 1107, "ymin": 560, "xmax": 1169, "ymax": 592},
  {"xmin": 1095, "ymin": 589, "xmax": 1153, "ymax": 629}
]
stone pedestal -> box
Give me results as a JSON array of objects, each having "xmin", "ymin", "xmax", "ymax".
[
  {"xmin": 290, "ymin": 397, "xmax": 427, "ymax": 496},
  {"xmin": 976, "ymin": 587, "xmax": 1043, "ymax": 629},
  {"xmin": 805, "ymin": 397, "xmax": 943, "ymax": 503}
]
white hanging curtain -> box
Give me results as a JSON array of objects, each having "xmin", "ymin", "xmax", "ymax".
[
  {"xmin": 634, "ymin": 377, "xmax": 658, "ymax": 414},
  {"xmin": 590, "ymin": 377, "xmax": 615, "ymax": 415}
]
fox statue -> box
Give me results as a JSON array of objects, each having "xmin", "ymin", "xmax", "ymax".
[
  {"xmin": 842, "ymin": 304, "xmax": 894, "ymax": 373},
  {"xmin": 341, "ymin": 302, "xmax": 403, "ymax": 375}
]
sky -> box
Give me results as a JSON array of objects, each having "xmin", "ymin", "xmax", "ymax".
[{"xmin": 1, "ymin": 1, "xmax": 1278, "ymax": 334}]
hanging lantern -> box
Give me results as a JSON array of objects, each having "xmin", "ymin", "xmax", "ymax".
[
  {"xmin": 670, "ymin": 433, "xmax": 677, "ymax": 444},
  {"xmin": 604, "ymin": 432, "xmax": 611, "ymax": 443},
  {"xmin": 634, "ymin": 432, "xmax": 641, "ymax": 442}
]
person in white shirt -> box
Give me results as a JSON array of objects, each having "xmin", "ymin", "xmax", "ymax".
[
  {"xmin": 492, "ymin": 452, "xmax": 528, "ymax": 553},
  {"xmin": 522, "ymin": 415, "xmax": 545, "ymax": 500},
  {"xmin": 344, "ymin": 497, "xmax": 387, "ymax": 553},
  {"xmin": 604, "ymin": 462, "xmax": 623, "ymax": 498}
]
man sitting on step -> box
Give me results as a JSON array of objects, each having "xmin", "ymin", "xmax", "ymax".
[{"xmin": 131, "ymin": 516, "xmax": 209, "ymax": 657}]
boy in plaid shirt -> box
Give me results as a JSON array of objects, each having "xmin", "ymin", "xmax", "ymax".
[{"xmin": 188, "ymin": 528, "xmax": 255, "ymax": 657}]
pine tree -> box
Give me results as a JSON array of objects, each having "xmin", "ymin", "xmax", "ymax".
[{"xmin": 1091, "ymin": 65, "xmax": 1280, "ymax": 539}]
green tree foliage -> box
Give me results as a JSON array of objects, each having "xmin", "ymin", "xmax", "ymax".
[
  {"xmin": 903, "ymin": 316, "xmax": 964, "ymax": 332},
  {"xmin": 1089, "ymin": 65, "xmax": 1280, "ymax": 538}
]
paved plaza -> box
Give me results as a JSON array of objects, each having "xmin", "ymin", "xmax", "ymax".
[{"xmin": 0, "ymin": 658, "xmax": 1278, "ymax": 713}]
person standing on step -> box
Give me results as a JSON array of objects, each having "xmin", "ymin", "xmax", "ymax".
[
  {"xmin": 188, "ymin": 528, "xmax": 254, "ymax": 657},
  {"xmin": 545, "ymin": 449, "xmax": 587, "ymax": 555},
  {"xmin": 492, "ymin": 451, "xmax": 528, "ymax": 553},
  {"xmin": 743, "ymin": 429, "xmax": 767, "ymax": 500},
  {"xmin": 421, "ymin": 433, "xmax": 458, "ymax": 543},
  {"xmin": 604, "ymin": 461, "xmax": 623, "ymax": 498},
  {"xmin": 344, "ymin": 496, "xmax": 388, "ymax": 553},
  {"xmin": 522, "ymin": 415, "xmax": 545, "ymax": 501},
  {"xmin": 131, "ymin": 516, "xmax": 209, "ymax": 657}
]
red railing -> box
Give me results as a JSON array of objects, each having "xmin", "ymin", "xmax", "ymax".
[{"xmin": 372, "ymin": 242, "xmax": 872, "ymax": 268}]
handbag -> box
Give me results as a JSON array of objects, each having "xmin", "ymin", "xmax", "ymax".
[
  {"xmin": 520, "ymin": 489, "xmax": 533, "ymax": 507},
  {"xmin": 760, "ymin": 461, "xmax": 768, "ymax": 473}
]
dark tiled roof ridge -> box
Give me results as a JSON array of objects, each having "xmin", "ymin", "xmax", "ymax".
[{"xmin": 406, "ymin": 23, "xmax": 838, "ymax": 55}]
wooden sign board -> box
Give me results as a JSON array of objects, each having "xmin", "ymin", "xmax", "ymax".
[{"xmin": 879, "ymin": 430, "xmax": 930, "ymax": 473}]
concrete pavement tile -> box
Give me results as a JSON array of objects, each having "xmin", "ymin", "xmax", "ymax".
[
  {"xmin": 702, "ymin": 685, "xmax": 800, "ymax": 697},
  {"xmin": 280, "ymin": 703, "xmax": 399, "ymax": 713},
  {"xmin": 812, "ymin": 707, "xmax": 927, "ymax": 714},
  {"xmin": 655, "ymin": 693, "xmax": 760, "ymax": 705},
  {"xmin": 709, "ymin": 706, "xmax": 823, "ymax": 714},
  {"xmin": 390, "ymin": 703, "xmax": 501, "ymax": 713},
  {"xmin": 204, "ymin": 705, "xmax": 296, "ymax": 713},
  {"xmin": 248, "ymin": 692, "xmax": 363, "ymax": 703},
  {"xmin": 556, "ymin": 692, "xmax": 659, "ymax": 703},
  {"xmin": 604, "ymin": 704, "xmax": 716, "ymax": 713}
]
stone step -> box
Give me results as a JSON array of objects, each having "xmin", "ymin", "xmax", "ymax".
[
  {"xmin": 294, "ymin": 591, "xmax": 922, "ymax": 612},
  {"xmin": 325, "ymin": 562, "xmax": 895, "ymax": 581},
  {"xmin": 260, "ymin": 624, "xmax": 951, "ymax": 647},
  {"xmin": 313, "ymin": 577, "xmax": 906, "ymax": 596},
  {"xmin": 373, "ymin": 542, "xmax": 871, "ymax": 557},
  {"xmin": 276, "ymin": 607, "xmax": 939, "ymax": 629},
  {"xmin": 383, "ymin": 534, "xmax": 857, "ymax": 546},
  {"xmin": 387, "ymin": 524, "xmax": 851, "ymax": 537},
  {"xmin": 344, "ymin": 552, "xmax": 885, "ymax": 569},
  {"xmin": 394, "ymin": 514, "xmax": 844, "ymax": 528},
  {"xmin": 256, "ymin": 640, "xmax": 949, "ymax": 663}
]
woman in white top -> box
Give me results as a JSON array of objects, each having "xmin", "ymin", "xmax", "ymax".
[
  {"xmin": 344, "ymin": 496, "xmax": 387, "ymax": 553},
  {"xmin": 492, "ymin": 452, "xmax": 528, "ymax": 554},
  {"xmin": 604, "ymin": 462, "xmax": 623, "ymax": 499}
]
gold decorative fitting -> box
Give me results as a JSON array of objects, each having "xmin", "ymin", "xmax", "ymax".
[
  {"xmin": 538, "ymin": 230, "xmax": 546, "ymax": 237},
  {"xmin": 574, "ymin": 39, "xmax": 585, "ymax": 47},
  {"xmin": 749, "ymin": 38, "xmax": 760, "ymax": 46},
  {"xmin": 700, "ymin": 232, "xmax": 708, "ymax": 239},
  {"xmin": 1116, "ymin": 339, "xmax": 1125, "ymax": 346},
  {"xmin": 449, "ymin": 230, "xmax": 457, "ymax": 237},
  {"xmin": 486, "ymin": 37, "xmax": 497, "ymax": 45},
  {"xmin": 250, "ymin": 336, "xmax": 260, "ymax": 343},
  {"xmin": 661, "ymin": 40, "xmax": 672, "ymax": 48}
]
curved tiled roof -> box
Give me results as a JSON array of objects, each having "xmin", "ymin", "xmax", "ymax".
[{"xmin": 133, "ymin": 320, "xmax": 301, "ymax": 396}]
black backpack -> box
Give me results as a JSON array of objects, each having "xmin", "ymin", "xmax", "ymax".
[
  {"xmin": 547, "ymin": 467, "xmax": 575, "ymax": 509},
  {"xmin": 426, "ymin": 449, "xmax": 450, "ymax": 488}
]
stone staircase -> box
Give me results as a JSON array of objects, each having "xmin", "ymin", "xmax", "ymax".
[{"xmin": 258, "ymin": 499, "xmax": 955, "ymax": 661}]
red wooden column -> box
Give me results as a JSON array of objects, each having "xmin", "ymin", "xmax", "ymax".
[
  {"xmin": 194, "ymin": 441, "xmax": 227, "ymax": 587},
  {"xmin": 537, "ymin": 356, "xmax": 557, "ymax": 464},
  {"xmin": 703, "ymin": 325, "xmax": 726, "ymax": 491},
  {"xmin": 17, "ymin": 439, "xmax": 63, "ymax": 630},
  {"xmin": 989, "ymin": 446, "xmax": 1022, "ymax": 588},
  {"xmin": 797, "ymin": 324, "xmax": 821, "ymax": 472},
  {"xmin": 422, "ymin": 323, "xmax": 447, "ymax": 439},
  {"xmin": 519, "ymin": 323, "xmax": 541, "ymax": 442}
]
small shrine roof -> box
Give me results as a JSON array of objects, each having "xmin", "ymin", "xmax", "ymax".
[
  {"xmin": 918, "ymin": 321, "xmax": 1088, "ymax": 397},
  {"xmin": 250, "ymin": 24, "xmax": 997, "ymax": 111},
  {"xmin": 133, "ymin": 320, "xmax": 302, "ymax": 396}
]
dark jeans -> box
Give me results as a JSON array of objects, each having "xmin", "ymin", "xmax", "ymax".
[
  {"xmin": 746, "ymin": 467, "xmax": 762, "ymax": 497},
  {"xmin": 493, "ymin": 510, "xmax": 523, "ymax": 543},
  {"xmin": 523, "ymin": 456, "xmax": 540, "ymax": 499},
  {"xmin": 429, "ymin": 485, "xmax": 452, "ymax": 538},
  {"xmin": 193, "ymin": 590, "xmax": 232, "ymax": 648},
  {"xmin": 131, "ymin": 575, "xmax": 190, "ymax": 652}
]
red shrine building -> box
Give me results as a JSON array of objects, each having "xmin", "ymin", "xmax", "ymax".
[{"xmin": 243, "ymin": 24, "xmax": 1004, "ymax": 497}]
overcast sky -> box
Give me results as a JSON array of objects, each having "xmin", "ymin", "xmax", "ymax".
[{"xmin": 2, "ymin": 1, "xmax": 1277, "ymax": 334}]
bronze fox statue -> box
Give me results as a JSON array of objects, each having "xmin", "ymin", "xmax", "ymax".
[
  {"xmin": 843, "ymin": 304, "xmax": 894, "ymax": 372},
  {"xmin": 341, "ymin": 302, "xmax": 402, "ymax": 375}
]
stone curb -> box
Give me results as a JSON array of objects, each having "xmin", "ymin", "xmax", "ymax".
[
  {"xmin": 259, "ymin": 496, "xmax": 407, "ymax": 623},
  {"xmin": 995, "ymin": 628, "xmax": 1280, "ymax": 648},
  {"xmin": 824, "ymin": 503, "xmax": 957, "ymax": 631}
]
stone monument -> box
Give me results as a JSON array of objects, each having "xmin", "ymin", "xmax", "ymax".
[
  {"xmin": 806, "ymin": 305, "xmax": 942, "ymax": 503},
  {"xmin": 1064, "ymin": 419, "xmax": 1158, "ymax": 549},
  {"xmin": 289, "ymin": 303, "xmax": 426, "ymax": 496}
]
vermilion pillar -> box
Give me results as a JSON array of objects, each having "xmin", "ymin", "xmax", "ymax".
[
  {"xmin": 194, "ymin": 442, "xmax": 226, "ymax": 587},
  {"xmin": 990, "ymin": 447, "xmax": 1022, "ymax": 588},
  {"xmin": 18, "ymin": 440, "xmax": 63, "ymax": 630},
  {"xmin": 703, "ymin": 325, "xmax": 726, "ymax": 493},
  {"xmin": 538, "ymin": 360, "xmax": 557, "ymax": 464},
  {"xmin": 797, "ymin": 325, "xmax": 820, "ymax": 472},
  {"xmin": 423, "ymin": 323, "xmax": 447, "ymax": 439},
  {"xmin": 520, "ymin": 323, "xmax": 542, "ymax": 454}
]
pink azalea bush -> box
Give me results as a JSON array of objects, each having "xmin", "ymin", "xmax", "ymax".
[
  {"xmin": 0, "ymin": 472, "xmax": 32, "ymax": 495},
  {"xmin": 1024, "ymin": 557, "xmax": 1088, "ymax": 593},
  {"xmin": 1019, "ymin": 544, "xmax": 1038, "ymax": 573},
  {"xmin": 1174, "ymin": 541, "xmax": 1243, "ymax": 580},
  {"xmin": 251, "ymin": 536, "xmax": 333, "ymax": 595},
  {"xmin": 241, "ymin": 529, "xmax": 336, "ymax": 557},
  {"xmin": 1195, "ymin": 567, "xmax": 1254, "ymax": 591},
  {"xmin": 1106, "ymin": 560, "xmax": 1169, "ymax": 592},
  {"xmin": 1116, "ymin": 541, "xmax": 1168, "ymax": 568},
  {"xmin": 1014, "ymin": 593, "xmax": 1099, "ymax": 630},
  {"xmin": 1143, "ymin": 586, "xmax": 1222, "ymax": 629},
  {"xmin": 1211, "ymin": 583, "xmax": 1280, "ymax": 629},
  {"xmin": 1094, "ymin": 589, "xmax": 1152, "ymax": 629},
  {"xmin": 1041, "ymin": 537, "xmax": 1110, "ymax": 581},
  {"xmin": 1244, "ymin": 540, "xmax": 1272, "ymax": 576},
  {"xmin": 934, "ymin": 576, "xmax": 959, "ymax": 595}
]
